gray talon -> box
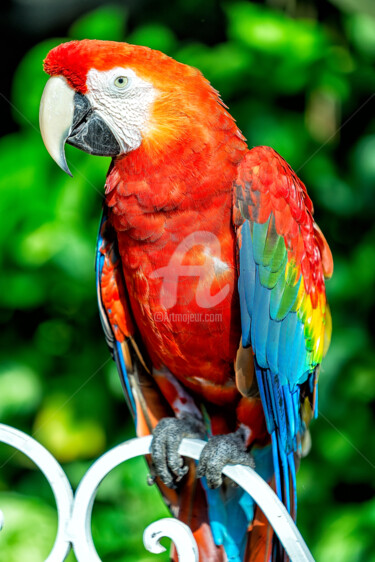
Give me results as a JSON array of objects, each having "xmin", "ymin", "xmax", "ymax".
[
  {"xmin": 196, "ymin": 428, "xmax": 255, "ymax": 489},
  {"xmin": 151, "ymin": 415, "xmax": 205, "ymax": 489}
]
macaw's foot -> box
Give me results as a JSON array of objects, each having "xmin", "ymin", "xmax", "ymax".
[
  {"xmin": 150, "ymin": 415, "xmax": 206, "ymax": 489},
  {"xmin": 196, "ymin": 427, "xmax": 255, "ymax": 489}
]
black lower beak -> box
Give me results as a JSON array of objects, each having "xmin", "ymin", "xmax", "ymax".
[{"xmin": 67, "ymin": 93, "xmax": 121, "ymax": 157}]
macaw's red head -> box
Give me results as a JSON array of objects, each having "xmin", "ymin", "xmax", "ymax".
[{"xmin": 39, "ymin": 39, "xmax": 223, "ymax": 175}]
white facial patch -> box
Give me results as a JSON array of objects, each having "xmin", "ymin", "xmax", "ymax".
[{"xmin": 85, "ymin": 67, "xmax": 157, "ymax": 154}]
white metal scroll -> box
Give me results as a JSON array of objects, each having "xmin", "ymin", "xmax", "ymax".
[
  {"xmin": 0, "ymin": 423, "xmax": 73, "ymax": 561},
  {"xmin": 0, "ymin": 424, "xmax": 314, "ymax": 561}
]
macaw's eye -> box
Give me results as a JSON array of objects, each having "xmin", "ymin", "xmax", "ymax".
[{"xmin": 114, "ymin": 76, "xmax": 129, "ymax": 89}]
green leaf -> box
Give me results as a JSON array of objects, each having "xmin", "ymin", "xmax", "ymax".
[
  {"xmin": 127, "ymin": 23, "xmax": 176, "ymax": 53},
  {"xmin": 69, "ymin": 5, "xmax": 127, "ymax": 41},
  {"xmin": 346, "ymin": 13, "xmax": 375, "ymax": 57},
  {"xmin": 33, "ymin": 395, "xmax": 106, "ymax": 463},
  {"xmin": 0, "ymin": 363, "xmax": 42, "ymax": 418},
  {"xmin": 226, "ymin": 2, "xmax": 326, "ymax": 64}
]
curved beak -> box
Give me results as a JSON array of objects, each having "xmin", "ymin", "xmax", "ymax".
[
  {"xmin": 39, "ymin": 76, "xmax": 121, "ymax": 176},
  {"xmin": 39, "ymin": 76, "xmax": 75, "ymax": 176}
]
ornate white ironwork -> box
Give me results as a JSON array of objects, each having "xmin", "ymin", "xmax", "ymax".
[
  {"xmin": 0, "ymin": 424, "xmax": 315, "ymax": 561},
  {"xmin": 0, "ymin": 424, "xmax": 73, "ymax": 561},
  {"xmin": 143, "ymin": 518, "xmax": 199, "ymax": 560}
]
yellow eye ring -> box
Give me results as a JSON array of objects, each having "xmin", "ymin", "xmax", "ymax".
[{"xmin": 114, "ymin": 76, "xmax": 129, "ymax": 89}]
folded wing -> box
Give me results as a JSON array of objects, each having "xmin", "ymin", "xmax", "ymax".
[{"xmin": 233, "ymin": 146, "xmax": 333, "ymax": 517}]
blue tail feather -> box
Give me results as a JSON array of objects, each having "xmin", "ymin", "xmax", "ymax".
[
  {"xmin": 203, "ymin": 445, "xmax": 274, "ymax": 561},
  {"xmin": 255, "ymin": 362, "xmax": 297, "ymax": 518}
]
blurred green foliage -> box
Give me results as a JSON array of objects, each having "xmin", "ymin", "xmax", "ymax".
[{"xmin": 0, "ymin": 1, "xmax": 374, "ymax": 560}]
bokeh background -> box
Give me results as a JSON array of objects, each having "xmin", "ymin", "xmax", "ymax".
[{"xmin": 0, "ymin": 0, "xmax": 374, "ymax": 560}]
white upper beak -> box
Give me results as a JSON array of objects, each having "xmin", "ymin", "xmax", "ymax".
[{"xmin": 39, "ymin": 76, "xmax": 75, "ymax": 176}]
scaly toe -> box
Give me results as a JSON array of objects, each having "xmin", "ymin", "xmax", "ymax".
[
  {"xmin": 151, "ymin": 415, "xmax": 205, "ymax": 488},
  {"xmin": 197, "ymin": 429, "xmax": 255, "ymax": 489}
]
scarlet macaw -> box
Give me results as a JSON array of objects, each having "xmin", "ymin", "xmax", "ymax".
[{"xmin": 39, "ymin": 40, "xmax": 333, "ymax": 561}]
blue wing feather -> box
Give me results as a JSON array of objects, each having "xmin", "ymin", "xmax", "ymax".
[
  {"xmin": 238, "ymin": 219, "xmax": 311, "ymax": 517},
  {"xmin": 251, "ymin": 270, "xmax": 270, "ymax": 368},
  {"xmin": 95, "ymin": 208, "xmax": 137, "ymax": 421},
  {"xmin": 266, "ymin": 319, "xmax": 281, "ymax": 374}
]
